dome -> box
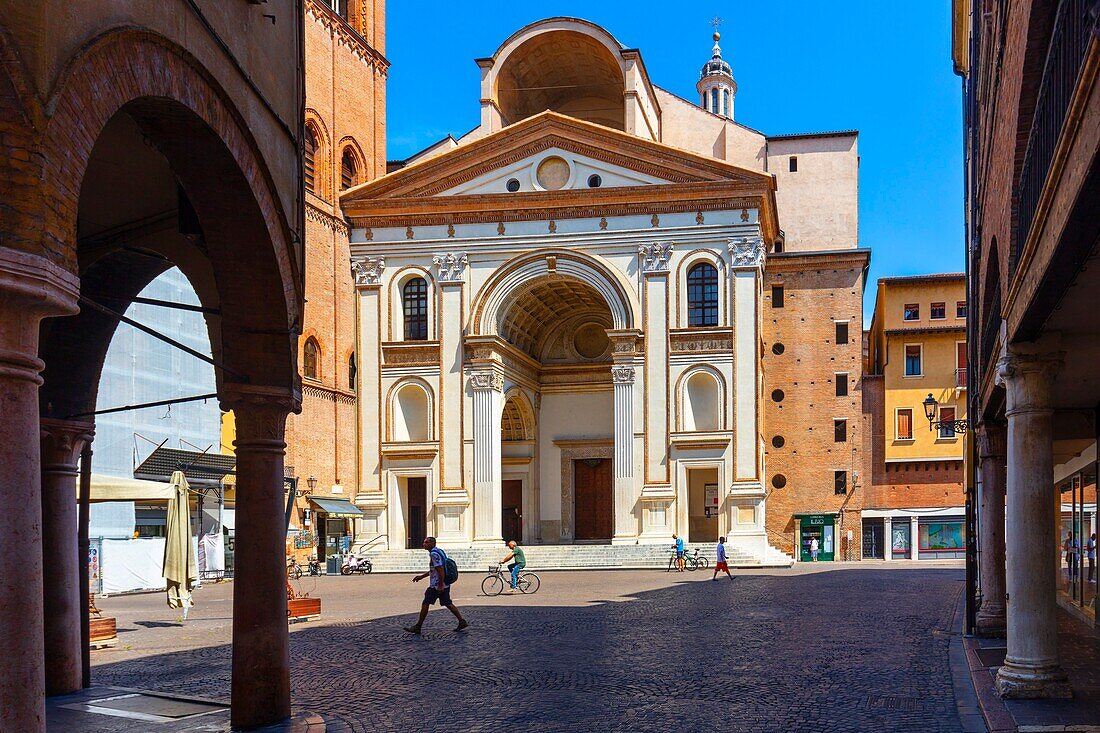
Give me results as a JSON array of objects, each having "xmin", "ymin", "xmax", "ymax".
[{"xmin": 700, "ymin": 32, "xmax": 732, "ymax": 79}]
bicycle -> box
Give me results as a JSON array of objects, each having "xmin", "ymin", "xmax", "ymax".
[
  {"xmin": 666, "ymin": 548, "xmax": 710, "ymax": 572},
  {"xmin": 287, "ymin": 557, "xmax": 304, "ymax": 580},
  {"xmin": 481, "ymin": 563, "xmax": 540, "ymax": 596}
]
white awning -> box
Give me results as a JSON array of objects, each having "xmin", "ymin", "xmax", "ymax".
[{"xmin": 83, "ymin": 474, "xmax": 175, "ymax": 502}]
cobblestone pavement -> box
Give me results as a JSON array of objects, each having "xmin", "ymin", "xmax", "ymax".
[{"xmin": 80, "ymin": 564, "xmax": 967, "ymax": 732}]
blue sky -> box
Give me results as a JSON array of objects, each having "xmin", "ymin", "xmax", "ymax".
[{"xmin": 385, "ymin": 2, "xmax": 964, "ymax": 324}]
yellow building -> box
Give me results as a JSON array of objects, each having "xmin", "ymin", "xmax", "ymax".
[{"xmin": 862, "ymin": 274, "xmax": 967, "ymax": 560}]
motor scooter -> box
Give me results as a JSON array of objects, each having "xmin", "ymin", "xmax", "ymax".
[{"xmin": 340, "ymin": 552, "xmax": 373, "ymax": 575}]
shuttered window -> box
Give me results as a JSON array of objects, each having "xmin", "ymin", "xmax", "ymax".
[{"xmin": 304, "ymin": 127, "xmax": 318, "ymax": 195}]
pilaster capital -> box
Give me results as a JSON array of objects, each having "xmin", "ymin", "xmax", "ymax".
[
  {"xmin": 638, "ymin": 242, "xmax": 673, "ymax": 274},
  {"xmin": 352, "ymin": 256, "xmax": 385, "ymax": 288},
  {"xmin": 433, "ymin": 251, "xmax": 468, "ymax": 283},
  {"xmin": 469, "ymin": 370, "xmax": 504, "ymax": 392},
  {"xmin": 976, "ymin": 421, "xmax": 1007, "ymax": 461},
  {"xmin": 996, "ymin": 350, "xmax": 1064, "ymax": 415},
  {"xmin": 611, "ymin": 365, "xmax": 636, "ymax": 384},
  {"xmin": 606, "ymin": 328, "xmax": 642, "ymax": 358},
  {"xmin": 728, "ymin": 236, "xmax": 765, "ymax": 269},
  {"xmin": 40, "ymin": 418, "xmax": 95, "ymax": 469}
]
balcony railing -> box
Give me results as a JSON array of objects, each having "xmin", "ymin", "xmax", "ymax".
[
  {"xmin": 1014, "ymin": 0, "xmax": 1094, "ymax": 267},
  {"xmin": 955, "ymin": 367, "xmax": 968, "ymax": 389},
  {"xmin": 980, "ymin": 285, "xmax": 1002, "ymax": 373}
]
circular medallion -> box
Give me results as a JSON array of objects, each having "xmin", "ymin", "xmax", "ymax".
[
  {"xmin": 573, "ymin": 322, "xmax": 610, "ymax": 359},
  {"xmin": 536, "ymin": 156, "xmax": 570, "ymax": 191}
]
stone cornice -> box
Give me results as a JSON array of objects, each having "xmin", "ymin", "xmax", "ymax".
[
  {"xmin": 302, "ymin": 381, "xmax": 356, "ymax": 405},
  {"xmin": 765, "ymin": 248, "xmax": 871, "ymax": 272},
  {"xmin": 305, "ymin": 0, "xmax": 390, "ymax": 74}
]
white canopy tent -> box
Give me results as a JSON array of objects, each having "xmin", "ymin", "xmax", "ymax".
[{"xmin": 85, "ymin": 474, "xmax": 174, "ymax": 502}]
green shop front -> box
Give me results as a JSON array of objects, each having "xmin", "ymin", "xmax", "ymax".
[{"xmin": 796, "ymin": 513, "xmax": 838, "ymax": 562}]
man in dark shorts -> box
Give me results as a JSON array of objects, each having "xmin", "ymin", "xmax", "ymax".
[{"xmin": 404, "ymin": 536, "xmax": 468, "ymax": 634}]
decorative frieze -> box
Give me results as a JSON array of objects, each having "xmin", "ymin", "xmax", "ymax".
[
  {"xmin": 381, "ymin": 342, "xmax": 440, "ymax": 366},
  {"xmin": 638, "ymin": 242, "xmax": 673, "ymax": 273},
  {"xmin": 469, "ymin": 371, "xmax": 504, "ymax": 392},
  {"xmin": 729, "ymin": 236, "xmax": 765, "ymax": 268},
  {"xmin": 351, "ymin": 256, "xmax": 385, "ymax": 287},
  {"xmin": 670, "ymin": 331, "xmax": 733, "ymax": 353},
  {"xmin": 433, "ymin": 252, "xmax": 468, "ymax": 283}
]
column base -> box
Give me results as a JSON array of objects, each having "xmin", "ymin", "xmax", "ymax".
[
  {"xmin": 995, "ymin": 661, "xmax": 1072, "ymax": 699},
  {"xmin": 975, "ymin": 608, "xmax": 1007, "ymax": 638}
]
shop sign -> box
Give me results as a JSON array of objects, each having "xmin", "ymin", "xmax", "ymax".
[{"xmin": 88, "ymin": 539, "xmax": 102, "ymax": 594}]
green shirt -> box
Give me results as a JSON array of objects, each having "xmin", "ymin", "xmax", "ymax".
[{"xmin": 511, "ymin": 546, "xmax": 526, "ymax": 566}]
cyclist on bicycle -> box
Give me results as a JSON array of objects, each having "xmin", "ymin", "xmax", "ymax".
[
  {"xmin": 501, "ymin": 540, "xmax": 526, "ymax": 593},
  {"xmin": 672, "ymin": 533, "xmax": 685, "ymax": 572}
]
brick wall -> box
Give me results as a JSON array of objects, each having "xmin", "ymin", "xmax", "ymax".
[{"xmin": 762, "ymin": 251, "xmax": 868, "ymax": 559}]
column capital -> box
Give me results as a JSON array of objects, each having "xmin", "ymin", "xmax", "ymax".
[
  {"xmin": 728, "ymin": 236, "xmax": 765, "ymax": 269},
  {"xmin": 977, "ymin": 421, "xmax": 1007, "ymax": 460},
  {"xmin": 220, "ymin": 384, "xmax": 301, "ymax": 415},
  {"xmin": 996, "ymin": 350, "xmax": 1064, "ymax": 415},
  {"xmin": 469, "ymin": 370, "xmax": 504, "ymax": 392},
  {"xmin": 433, "ymin": 251, "xmax": 468, "ymax": 283},
  {"xmin": 40, "ymin": 418, "xmax": 94, "ymax": 470},
  {"xmin": 606, "ymin": 328, "xmax": 642, "ymax": 358},
  {"xmin": 221, "ymin": 385, "xmax": 299, "ymax": 455},
  {"xmin": 611, "ymin": 365, "xmax": 636, "ymax": 384},
  {"xmin": 638, "ymin": 242, "xmax": 673, "ymax": 274},
  {"xmin": 352, "ymin": 256, "xmax": 385, "ymax": 288}
]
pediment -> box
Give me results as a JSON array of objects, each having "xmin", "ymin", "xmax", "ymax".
[{"xmin": 341, "ymin": 111, "xmax": 774, "ymax": 209}]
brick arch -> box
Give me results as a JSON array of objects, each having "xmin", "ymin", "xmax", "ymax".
[
  {"xmin": 337, "ymin": 136, "xmax": 367, "ymax": 191},
  {"xmin": 37, "ymin": 28, "xmax": 302, "ymax": 400},
  {"xmin": 304, "ymin": 109, "xmax": 333, "ymax": 201},
  {"xmin": 0, "ymin": 24, "xmax": 46, "ymax": 259}
]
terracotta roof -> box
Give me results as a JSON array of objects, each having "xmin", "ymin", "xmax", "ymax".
[
  {"xmin": 878, "ymin": 272, "xmax": 965, "ymax": 284},
  {"xmin": 767, "ymin": 130, "xmax": 858, "ymax": 140}
]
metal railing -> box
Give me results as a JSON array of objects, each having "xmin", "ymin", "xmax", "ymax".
[
  {"xmin": 1014, "ymin": 0, "xmax": 1094, "ymax": 268},
  {"xmin": 955, "ymin": 367, "xmax": 968, "ymax": 389}
]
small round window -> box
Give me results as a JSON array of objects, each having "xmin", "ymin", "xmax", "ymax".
[
  {"xmin": 772, "ymin": 474, "xmax": 787, "ymax": 489},
  {"xmin": 772, "ymin": 436, "xmax": 785, "ymax": 448},
  {"xmin": 771, "ymin": 389, "xmax": 785, "ymax": 403},
  {"xmin": 772, "ymin": 343, "xmax": 785, "ymax": 355},
  {"xmin": 587, "ymin": 174, "xmax": 602, "ymax": 188},
  {"xmin": 506, "ymin": 178, "xmax": 520, "ymax": 192}
]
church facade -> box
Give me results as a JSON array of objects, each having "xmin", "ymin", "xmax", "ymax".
[{"xmin": 342, "ymin": 18, "xmax": 869, "ymax": 561}]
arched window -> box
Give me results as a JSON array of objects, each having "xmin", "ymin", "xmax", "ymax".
[
  {"xmin": 393, "ymin": 383, "xmax": 430, "ymax": 441},
  {"xmin": 683, "ymin": 371, "xmax": 720, "ymax": 431},
  {"xmin": 722, "ymin": 89, "xmax": 730, "ymax": 117},
  {"xmin": 403, "ymin": 277, "xmax": 428, "ymax": 341},
  {"xmin": 348, "ymin": 352, "xmax": 357, "ymax": 391},
  {"xmin": 303, "ymin": 337, "xmax": 320, "ymax": 380},
  {"xmin": 304, "ymin": 126, "xmax": 318, "ymax": 195},
  {"xmin": 687, "ymin": 263, "xmax": 719, "ymax": 327},
  {"xmin": 710, "ymin": 88, "xmax": 719, "ymax": 114},
  {"xmin": 341, "ymin": 148, "xmax": 357, "ymax": 191}
]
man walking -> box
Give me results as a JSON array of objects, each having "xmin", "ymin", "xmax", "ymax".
[
  {"xmin": 712, "ymin": 536, "xmax": 733, "ymax": 581},
  {"xmin": 501, "ymin": 540, "xmax": 526, "ymax": 593},
  {"xmin": 672, "ymin": 533, "xmax": 686, "ymax": 572},
  {"xmin": 1087, "ymin": 532, "xmax": 1096, "ymax": 584},
  {"xmin": 404, "ymin": 536, "xmax": 468, "ymax": 634}
]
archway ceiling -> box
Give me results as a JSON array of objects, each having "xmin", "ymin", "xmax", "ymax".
[
  {"xmin": 498, "ymin": 277, "xmax": 612, "ymax": 359},
  {"xmin": 497, "ymin": 31, "xmax": 625, "ymax": 127}
]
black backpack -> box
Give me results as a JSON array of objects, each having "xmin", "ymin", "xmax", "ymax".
[{"xmin": 434, "ymin": 548, "xmax": 459, "ymax": 584}]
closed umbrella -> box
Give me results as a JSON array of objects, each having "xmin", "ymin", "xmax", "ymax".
[{"xmin": 164, "ymin": 470, "xmax": 197, "ymax": 620}]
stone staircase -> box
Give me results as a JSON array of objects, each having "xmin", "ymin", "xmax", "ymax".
[{"xmin": 355, "ymin": 541, "xmax": 793, "ymax": 574}]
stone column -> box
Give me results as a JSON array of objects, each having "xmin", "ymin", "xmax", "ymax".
[
  {"xmin": 976, "ymin": 421, "xmax": 1008, "ymax": 637},
  {"xmin": 995, "ymin": 351, "xmax": 1071, "ymax": 698},
  {"xmin": 224, "ymin": 385, "xmax": 300, "ymax": 728},
  {"xmin": 40, "ymin": 419, "xmax": 94, "ymax": 696},
  {"xmin": 612, "ymin": 364, "xmax": 636, "ymax": 543},
  {"xmin": 911, "ymin": 516, "xmax": 920, "ymax": 561},
  {"xmin": 0, "ymin": 247, "xmax": 79, "ymax": 732},
  {"xmin": 470, "ymin": 369, "xmax": 503, "ymax": 545},
  {"xmin": 638, "ymin": 243, "xmax": 672, "ymax": 488},
  {"xmin": 884, "ymin": 517, "xmax": 893, "ymax": 561},
  {"xmin": 352, "ymin": 257, "xmax": 384, "ymax": 501}
]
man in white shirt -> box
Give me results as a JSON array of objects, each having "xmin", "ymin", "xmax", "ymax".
[
  {"xmin": 404, "ymin": 536, "xmax": 468, "ymax": 634},
  {"xmin": 712, "ymin": 536, "xmax": 733, "ymax": 581},
  {"xmin": 1088, "ymin": 532, "xmax": 1096, "ymax": 584}
]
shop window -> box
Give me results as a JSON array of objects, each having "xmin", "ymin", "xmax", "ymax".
[
  {"xmin": 835, "ymin": 373, "xmax": 848, "ymax": 397},
  {"xmin": 896, "ymin": 408, "xmax": 913, "ymax": 441},
  {"xmin": 834, "ymin": 470, "xmax": 847, "ymax": 495},
  {"xmin": 938, "ymin": 406, "xmax": 956, "ymax": 438},
  {"xmin": 834, "ymin": 419, "xmax": 847, "ymax": 443},
  {"xmin": 687, "ymin": 263, "xmax": 719, "ymax": 327},
  {"xmin": 340, "ymin": 149, "xmax": 357, "ymax": 191},
  {"xmin": 930, "ymin": 302, "xmax": 946, "ymax": 320},
  {"xmin": 904, "ymin": 344, "xmax": 922, "ymax": 376},
  {"xmin": 919, "ymin": 522, "xmax": 965, "ymax": 553},
  {"xmin": 835, "ymin": 321, "xmax": 849, "ymax": 344},
  {"xmin": 303, "ymin": 337, "xmax": 320, "ymax": 380},
  {"xmin": 304, "ymin": 125, "xmax": 318, "ymax": 195},
  {"xmin": 903, "ymin": 303, "xmax": 919, "ymax": 321},
  {"xmin": 956, "ymin": 301, "xmax": 967, "ymax": 319},
  {"xmin": 771, "ymin": 285, "xmax": 784, "ymax": 308},
  {"xmin": 403, "ymin": 277, "xmax": 428, "ymax": 341}
]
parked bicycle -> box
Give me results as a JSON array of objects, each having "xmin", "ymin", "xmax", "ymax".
[
  {"xmin": 667, "ymin": 548, "xmax": 710, "ymax": 572},
  {"xmin": 481, "ymin": 563, "xmax": 540, "ymax": 596},
  {"xmin": 287, "ymin": 556, "xmax": 321, "ymax": 579}
]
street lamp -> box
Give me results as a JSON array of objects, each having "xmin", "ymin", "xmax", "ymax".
[
  {"xmin": 923, "ymin": 393, "xmax": 970, "ymax": 434},
  {"xmin": 306, "ymin": 474, "xmax": 317, "ymax": 494}
]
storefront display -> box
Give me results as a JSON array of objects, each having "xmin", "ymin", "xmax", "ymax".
[{"xmin": 798, "ymin": 514, "xmax": 836, "ymax": 562}]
